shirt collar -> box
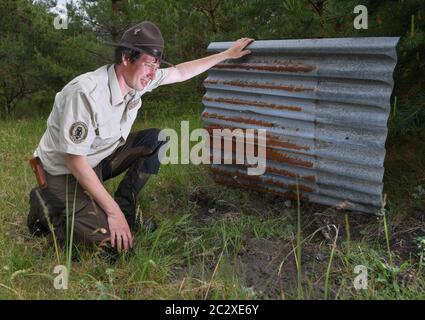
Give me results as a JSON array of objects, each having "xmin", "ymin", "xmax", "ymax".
[{"xmin": 108, "ymin": 64, "xmax": 124, "ymax": 107}]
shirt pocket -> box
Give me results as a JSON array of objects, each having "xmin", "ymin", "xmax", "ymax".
[{"xmin": 91, "ymin": 117, "xmax": 121, "ymax": 150}]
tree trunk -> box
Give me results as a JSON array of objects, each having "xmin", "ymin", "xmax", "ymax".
[{"xmin": 110, "ymin": 0, "xmax": 129, "ymax": 42}]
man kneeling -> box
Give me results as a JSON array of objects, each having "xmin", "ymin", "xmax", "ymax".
[{"xmin": 27, "ymin": 21, "xmax": 253, "ymax": 254}]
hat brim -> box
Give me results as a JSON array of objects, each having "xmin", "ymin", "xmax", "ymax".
[{"xmin": 105, "ymin": 42, "xmax": 174, "ymax": 67}]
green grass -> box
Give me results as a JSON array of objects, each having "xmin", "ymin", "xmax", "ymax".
[{"xmin": 0, "ymin": 94, "xmax": 425, "ymax": 300}]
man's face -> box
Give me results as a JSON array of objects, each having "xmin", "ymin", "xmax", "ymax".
[{"xmin": 121, "ymin": 53, "xmax": 160, "ymax": 91}]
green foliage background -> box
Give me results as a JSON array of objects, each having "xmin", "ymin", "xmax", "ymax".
[{"xmin": 0, "ymin": 0, "xmax": 424, "ymax": 137}]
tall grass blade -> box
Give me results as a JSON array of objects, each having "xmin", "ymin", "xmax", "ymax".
[
  {"xmin": 295, "ymin": 178, "xmax": 303, "ymax": 299},
  {"xmin": 324, "ymin": 225, "xmax": 339, "ymax": 300},
  {"xmin": 35, "ymin": 189, "xmax": 60, "ymax": 264}
]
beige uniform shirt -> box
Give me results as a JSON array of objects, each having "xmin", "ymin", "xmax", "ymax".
[{"xmin": 35, "ymin": 64, "xmax": 169, "ymax": 175}]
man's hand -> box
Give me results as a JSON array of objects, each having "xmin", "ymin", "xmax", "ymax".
[
  {"xmin": 162, "ymin": 37, "xmax": 254, "ymax": 85},
  {"xmin": 107, "ymin": 209, "xmax": 133, "ymax": 253},
  {"xmin": 224, "ymin": 38, "xmax": 254, "ymax": 60}
]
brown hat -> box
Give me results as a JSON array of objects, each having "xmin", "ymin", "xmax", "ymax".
[{"xmin": 108, "ymin": 21, "xmax": 173, "ymax": 66}]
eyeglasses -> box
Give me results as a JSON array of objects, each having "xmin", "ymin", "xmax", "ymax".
[{"xmin": 141, "ymin": 61, "xmax": 159, "ymax": 71}]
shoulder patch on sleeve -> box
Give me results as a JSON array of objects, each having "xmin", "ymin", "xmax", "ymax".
[{"xmin": 69, "ymin": 122, "xmax": 88, "ymax": 144}]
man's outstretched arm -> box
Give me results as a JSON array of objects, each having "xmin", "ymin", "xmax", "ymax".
[{"xmin": 162, "ymin": 37, "xmax": 254, "ymax": 85}]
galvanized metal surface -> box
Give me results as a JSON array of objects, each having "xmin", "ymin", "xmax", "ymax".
[{"xmin": 201, "ymin": 37, "xmax": 399, "ymax": 214}]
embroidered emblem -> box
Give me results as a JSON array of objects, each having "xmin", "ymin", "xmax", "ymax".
[{"xmin": 69, "ymin": 122, "xmax": 88, "ymax": 144}]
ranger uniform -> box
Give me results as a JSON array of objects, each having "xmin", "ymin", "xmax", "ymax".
[{"xmin": 27, "ymin": 21, "xmax": 170, "ymax": 250}]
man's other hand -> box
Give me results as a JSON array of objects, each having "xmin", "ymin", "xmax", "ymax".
[
  {"xmin": 224, "ymin": 38, "xmax": 254, "ymax": 60},
  {"xmin": 107, "ymin": 209, "xmax": 133, "ymax": 253}
]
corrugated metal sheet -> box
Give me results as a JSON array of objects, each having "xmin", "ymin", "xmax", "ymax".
[{"xmin": 201, "ymin": 37, "xmax": 399, "ymax": 214}]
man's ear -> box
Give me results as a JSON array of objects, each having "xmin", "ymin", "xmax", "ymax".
[{"xmin": 121, "ymin": 53, "xmax": 129, "ymax": 66}]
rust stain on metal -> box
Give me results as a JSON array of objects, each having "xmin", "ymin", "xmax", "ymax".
[
  {"xmin": 211, "ymin": 167, "xmax": 313, "ymax": 193},
  {"xmin": 208, "ymin": 139, "xmax": 264, "ymax": 156},
  {"xmin": 212, "ymin": 174, "xmax": 309, "ymax": 201},
  {"xmin": 208, "ymin": 155, "xmax": 315, "ymax": 183},
  {"xmin": 202, "ymin": 96, "xmax": 302, "ymax": 112},
  {"xmin": 206, "ymin": 124, "xmax": 243, "ymax": 132},
  {"xmin": 266, "ymin": 149, "xmax": 314, "ymax": 168},
  {"xmin": 287, "ymin": 184, "xmax": 314, "ymax": 193},
  {"xmin": 213, "ymin": 61, "xmax": 316, "ymax": 73},
  {"xmin": 204, "ymin": 80, "xmax": 313, "ymax": 92},
  {"xmin": 266, "ymin": 166, "xmax": 316, "ymax": 183},
  {"xmin": 204, "ymin": 79, "xmax": 219, "ymax": 85},
  {"xmin": 202, "ymin": 111, "xmax": 274, "ymax": 127},
  {"xmin": 211, "ymin": 168, "xmax": 313, "ymax": 200},
  {"xmin": 267, "ymin": 135, "xmax": 310, "ymax": 151},
  {"xmin": 224, "ymin": 81, "xmax": 313, "ymax": 92},
  {"xmin": 204, "ymin": 125, "xmax": 310, "ymax": 152}
]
